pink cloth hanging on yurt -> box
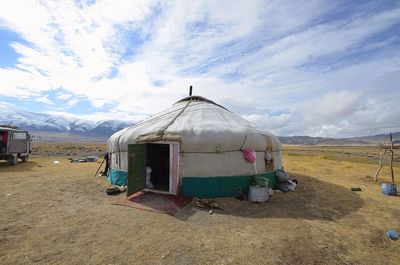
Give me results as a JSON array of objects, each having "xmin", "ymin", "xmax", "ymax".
[{"xmin": 243, "ymin": 148, "xmax": 256, "ymax": 163}]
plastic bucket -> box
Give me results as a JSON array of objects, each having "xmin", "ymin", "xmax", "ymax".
[
  {"xmin": 248, "ymin": 185, "xmax": 269, "ymax": 202},
  {"xmin": 382, "ymin": 183, "xmax": 397, "ymax": 196}
]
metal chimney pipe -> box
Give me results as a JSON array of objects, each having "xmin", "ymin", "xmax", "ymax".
[{"xmin": 189, "ymin": 86, "xmax": 193, "ymax": 96}]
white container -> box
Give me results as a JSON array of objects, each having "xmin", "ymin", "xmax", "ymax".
[{"xmin": 248, "ymin": 185, "xmax": 269, "ymax": 202}]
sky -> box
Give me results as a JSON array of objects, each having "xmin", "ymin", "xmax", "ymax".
[{"xmin": 0, "ymin": 0, "xmax": 399, "ymax": 137}]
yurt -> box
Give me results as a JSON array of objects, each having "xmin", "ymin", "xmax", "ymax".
[{"xmin": 107, "ymin": 95, "xmax": 283, "ymax": 198}]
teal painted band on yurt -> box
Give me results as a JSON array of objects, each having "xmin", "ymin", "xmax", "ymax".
[
  {"xmin": 108, "ymin": 168, "xmax": 128, "ymax": 186},
  {"xmin": 182, "ymin": 172, "xmax": 276, "ymax": 198}
]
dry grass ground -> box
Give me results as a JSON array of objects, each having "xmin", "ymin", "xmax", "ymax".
[{"xmin": 0, "ymin": 142, "xmax": 399, "ymax": 265}]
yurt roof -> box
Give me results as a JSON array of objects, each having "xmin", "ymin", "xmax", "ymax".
[
  {"xmin": 175, "ymin": 95, "xmax": 229, "ymax": 111},
  {"xmin": 108, "ymin": 96, "xmax": 281, "ymax": 153}
]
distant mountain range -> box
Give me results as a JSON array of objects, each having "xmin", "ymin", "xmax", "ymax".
[
  {"xmin": 279, "ymin": 133, "xmax": 400, "ymax": 145},
  {"xmin": 0, "ymin": 103, "xmax": 398, "ymax": 144},
  {"xmin": 0, "ymin": 103, "xmax": 131, "ymax": 141}
]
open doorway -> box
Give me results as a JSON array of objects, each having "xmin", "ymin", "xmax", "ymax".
[
  {"xmin": 147, "ymin": 144, "xmax": 170, "ymax": 191},
  {"xmin": 127, "ymin": 143, "xmax": 179, "ymax": 196}
]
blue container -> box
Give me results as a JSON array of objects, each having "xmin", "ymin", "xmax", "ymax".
[
  {"xmin": 382, "ymin": 183, "xmax": 397, "ymax": 196},
  {"xmin": 386, "ymin": 230, "xmax": 399, "ymax": 240}
]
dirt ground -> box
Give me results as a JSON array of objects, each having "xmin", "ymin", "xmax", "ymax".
[{"xmin": 0, "ymin": 142, "xmax": 399, "ymax": 265}]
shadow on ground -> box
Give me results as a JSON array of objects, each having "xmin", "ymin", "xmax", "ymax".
[
  {"xmin": 0, "ymin": 161, "xmax": 38, "ymax": 172},
  {"xmin": 177, "ymin": 173, "xmax": 364, "ymax": 221}
]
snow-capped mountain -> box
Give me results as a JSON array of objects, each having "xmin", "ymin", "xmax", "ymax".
[{"xmin": 0, "ymin": 102, "xmax": 131, "ymax": 140}]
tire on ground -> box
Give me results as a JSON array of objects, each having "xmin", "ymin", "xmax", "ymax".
[{"xmin": 8, "ymin": 154, "xmax": 18, "ymax": 165}]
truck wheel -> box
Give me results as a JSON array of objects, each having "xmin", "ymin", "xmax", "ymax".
[
  {"xmin": 21, "ymin": 155, "xmax": 29, "ymax": 162},
  {"xmin": 8, "ymin": 155, "xmax": 18, "ymax": 166}
]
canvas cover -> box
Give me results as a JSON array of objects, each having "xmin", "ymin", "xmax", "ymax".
[{"xmin": 107, "ymin": 96, "xmax": 282, "ymax": 177}]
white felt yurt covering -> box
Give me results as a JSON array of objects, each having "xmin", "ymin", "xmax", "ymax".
[{"xmin": 107, "ymin": 96, "xmax": 282, "ymax": 198}]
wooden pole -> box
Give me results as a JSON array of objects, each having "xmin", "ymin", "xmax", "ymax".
[
  {"xmin": 95, "ymin": 159, "xmax": 105, "ymax": 177},
  {"xmin": 389, "ymin": 133, "xmax": 395, "ymax": 183}
]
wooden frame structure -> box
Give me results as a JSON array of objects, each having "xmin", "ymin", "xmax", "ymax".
[{"xmin": 374, "ymin": 133, "xmax": 397, "ymax": 183}]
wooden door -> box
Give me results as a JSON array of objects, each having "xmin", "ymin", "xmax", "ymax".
[{"xmin": 127, "ymin": 144, "xmax": 147, "ymax": 196}]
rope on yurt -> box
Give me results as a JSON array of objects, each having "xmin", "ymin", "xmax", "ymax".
[
  {"xmin": 157, "ymin": 98, "xmax": 193, "ymax": 138},
  {"xmin": 133, "ymin": 104, "xmax": 187, "ymax": 127},
  {"xmin": 133, "ymin": 99, "xmax": 204, "ymax": 128},
  {"xmin": 240, "ymin": 135, "xmax": 248, "ymax": 150}
]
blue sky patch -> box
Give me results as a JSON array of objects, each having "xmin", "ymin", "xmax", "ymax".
[{"xmin": 0, "ymin": 29, "xmax": 28, "ymax": 67}]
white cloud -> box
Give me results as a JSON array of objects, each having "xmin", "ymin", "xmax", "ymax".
[
  {"xmin": 67, "ymin": 98, "xmax": 79, "ymax": 107},
  {"xmin": 242, "ymin": 113, "xmax": 292, "ymax": 134},
  {"xmin": 300, "ymin": 90, "xmax": 364, "ymax": 123},
  {"xmin": 35, "ymin": 96, "xmax": 53, "ymax": 105},
  {"xmin": 0, "ymin": 0, "xmax": 399, "ymax": 137},
  {"xmin": 57, "ymin": 93, "xmax": 72, "ymax": 100}
]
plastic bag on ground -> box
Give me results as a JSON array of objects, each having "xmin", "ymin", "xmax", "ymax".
[
  {"xmin": 254, "ymin": 175, "xmax": 269, "ymax": 187},
  {"xmin": 275, "ymin": 169, "xmax": 289, "ymax": 183}
]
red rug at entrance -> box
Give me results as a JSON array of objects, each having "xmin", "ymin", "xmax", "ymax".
[{"xmin": 114, "ymin": 191, "xmax": 192, "ymax": 216}]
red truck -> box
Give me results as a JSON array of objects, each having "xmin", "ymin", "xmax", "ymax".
[{"xmin": 0, "ymin": 126, "xmax": 32, "ymax": 165}]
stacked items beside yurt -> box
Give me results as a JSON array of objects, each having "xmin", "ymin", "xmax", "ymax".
[{"xmin": 107, "ymin": 95, "xmax": 283, "ymax": 198}]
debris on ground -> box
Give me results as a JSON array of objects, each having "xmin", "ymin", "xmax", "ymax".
[
  {"xmin": 69, "ymin": 156, "xmax": 99, "ymax": 163},
  {"xmin": 386, "ymin": 230, "xmax": 399, "ymax": 240},
  {"xmin": 194, "ymin": 198, "xmax": 221, "ymax": 210},
  {"xmin": 53, "ymin": 161, "xmax": 60, "ymax": 164},
  {"xmin": 351, "ymin": 187, "xmax": 362, "ymax": 191}
]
